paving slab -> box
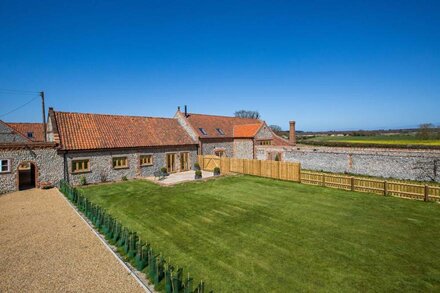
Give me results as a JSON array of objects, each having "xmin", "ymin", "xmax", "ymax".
[{"xmin": 0, "ymin": 188, "xmax": 144, "ymax": 293}]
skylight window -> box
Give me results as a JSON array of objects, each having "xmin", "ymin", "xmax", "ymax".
[
  {"xmin": 27, "ymin": 132, "xmax": 33, "ymax": 138},
  {"xmin": 216, "ymin": 128, "xmax": 225, "ymax": 135},
  {"xmin": 199, "ymin": 128, "xmax": 208, "ymax": 135}
]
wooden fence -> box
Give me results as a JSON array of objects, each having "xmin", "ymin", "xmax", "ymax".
[
  {"xmin": 197, "ymin": 155, "xmax": 440, "ymax": 202},
  {"xmin": 198, "ymin": 155, "xmax": 301, "ymax": 182}
]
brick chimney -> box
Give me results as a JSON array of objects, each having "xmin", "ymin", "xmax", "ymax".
[{"xmin": 289, "ymin": 121, "xmax": 296, "ymax": 145}]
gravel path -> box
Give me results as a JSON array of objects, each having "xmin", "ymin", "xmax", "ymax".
[{"xmin": 0, "ymin": 188, "xmax": 144, "ymax": 292}]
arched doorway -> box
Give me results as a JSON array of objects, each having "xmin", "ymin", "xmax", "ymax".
[{"xmin": 18, "ymin": 162, "xmax": 36, "ymax": 190}]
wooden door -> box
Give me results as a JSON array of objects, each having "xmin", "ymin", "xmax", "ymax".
[
  {"xmin": 180, "ymin": 152, "xmax": 190, "ymax": 171},
  {"xmin": 166, "ymin": 153, "xmax": 177, "ymax": 173}
]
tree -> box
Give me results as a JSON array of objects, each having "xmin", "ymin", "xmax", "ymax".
[
  {"xmin": 234, "ymin": 110, "xmax": 260, "ymax": 119},
  {"xmin": 269, "ymin": 125, "xmax": 282, "ymax": 132},
  {"xmin": 417, "ymin": 123, "xmax": 434, "ymax": 140},
  {"xmin": 413, "ymin": 159, "xmax": 439, "ymax": 182}
]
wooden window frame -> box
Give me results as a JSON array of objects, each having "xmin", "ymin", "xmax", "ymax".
[
  {"xmin": 112, "ymin": 156, "xmax": 129, "ymax": 169},
  {"xmin": 214, "ymin": 149, "xmax": 225, "ymax": 157},
  {"xmin": 0, "ymin": 159, "xmax": 11, "ymax": 173},
  {"xmin": 140, "ymin": 154, "xmax": 153, "ymax": 167},
  {"xmin": 258, "ymin": 140, "xmax": 272, "ymax": 146},
  {"xmin": 71, "ymin": 159, "xmax": 90, "ymax": 174}
]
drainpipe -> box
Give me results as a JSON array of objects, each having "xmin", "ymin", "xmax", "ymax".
[{"xmin": 63, "ymin": 151, "xmax": 69, "ymax": 183}]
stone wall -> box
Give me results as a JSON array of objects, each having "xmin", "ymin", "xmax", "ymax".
[
  {"xmin": 256, "ymin": 145, "xmax": 440, "ymax": 182},
  {"xmin": 233, "ymin": 139, "xmax": 254, "ymax": 159},
  {"xmin": 0, "ymin": 147, "xmax": 63, "ymax": 194},
  {"xmin": 0, "ymin": 122, "xmax": 29, "ymax": 143},
  {"xmin": 66, "ymin": 146, "xmax": 197, "ymax": 185},
  {"xmin": 201, "ymin": 139, "xmax": 234, "ymax": 157},
  {"xmin": 255, "ymin": 124, "xmax": 273, "ymax": 140}
]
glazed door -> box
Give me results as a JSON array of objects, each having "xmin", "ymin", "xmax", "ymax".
[
  {"xmin": 166, "ymin": 153, "xmax": 177, "ymax": 173},
  {"xmin": 180, "ymin": 152, "xmax": 190, "ymax": 171}
]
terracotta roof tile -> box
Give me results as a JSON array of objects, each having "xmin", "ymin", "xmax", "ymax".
[
  {"xmin": 54, "ymin": 111, "xmax": 196, "ymax": 150},
  {"xmin": 7, "ymin": 123, "xmax": 44, "ymax": 142},
  {"xmin": 185, "ymin": 113, "xmax": 261, "ymax": 138},
  {"xmin": 233, "ymin": 123, "xmax": 263, "ymax": 138}
]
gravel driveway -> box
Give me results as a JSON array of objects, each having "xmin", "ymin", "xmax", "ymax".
[{"xmin": 0, "ymin": 188, "xmax": 144, "ymax": 292}]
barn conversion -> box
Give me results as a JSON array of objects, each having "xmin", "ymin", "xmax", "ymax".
[{"xmin": 0, "ymin": 106, "xmax": 294, "ymax": 193}]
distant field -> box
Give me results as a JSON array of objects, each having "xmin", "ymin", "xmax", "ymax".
[{"xmin": 302, "ymin": 134, "xmax": 440, "ymax": 147}]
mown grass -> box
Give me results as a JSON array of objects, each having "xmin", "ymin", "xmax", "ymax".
[
  {"xmin": 304, "ymin": 134, "xmax": 440, "ymax": 146},
  {"xmin": 80, "ymin": 175, "xmax": 440, "ymax": 292}
]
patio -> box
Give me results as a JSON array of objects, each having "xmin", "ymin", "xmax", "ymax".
[{"xmin": 146, "ymin": 170, "xmax": 215, "ymax": 185}]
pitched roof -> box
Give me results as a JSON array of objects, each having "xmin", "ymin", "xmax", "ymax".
[
  {"xmin": 271, "ymin": 133, "xmax": 293, "ymax": 146},
  {"xmin": 7, "ymin": 122, "xmax": 44, "ymax": 142},
  {"xmin": 185, "ymin": 113, "xmax": 261, "ymax": 138},
  {"xmin": 54, "ymin": 111, "xmax": 197, "ymax": 150},
  {"xmin": 233, "ymin": 123, "xmax": 263, "ymax": 138}
]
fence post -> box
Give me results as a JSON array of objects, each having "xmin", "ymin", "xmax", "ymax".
[
  {"xmin": 350, "ymin": 177, "xmax": 355, "ymax": 191},
  {"xmin": 298, "ymin": 165, "xmax": 301, "ymax": 183},
  {"xmin": 424, "ymin": 185, "xmax": 429, "ymax": 202},
  {"xmin": 384, "ymin": 181, "xmax": 388, "ymax": 196},
  {"xmin": 322, "ymin": 173, "xmax": 325, "ymax": 187}
]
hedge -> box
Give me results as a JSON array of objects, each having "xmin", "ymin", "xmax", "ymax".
[{"xmin": 59, "ymin": 180, "xmax": 209, "ymax": 293}]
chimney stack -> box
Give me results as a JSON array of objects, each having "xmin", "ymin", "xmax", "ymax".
[
  {"xmin": 289, "ymin": 121, "xmax": 296, "ymax": 145},
  {"xmin": 184, "ymin": 105, "xmax": 188, "ymax": 117},
  {"xmin": 177, "ymin": 106, "xmax": 181, "ymax": 112}
]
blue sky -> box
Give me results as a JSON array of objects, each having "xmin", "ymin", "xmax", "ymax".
[{"xmin": 0, "ymin": 0, "xmax": 439, "ymax": 131}]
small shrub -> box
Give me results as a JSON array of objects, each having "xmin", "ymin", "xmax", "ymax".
[
  {"xmin": 79, "ymin": 175, "xmax": 87, "ymax": 186},
  {"xmin": 195, "ymin": 170, "xmax": 202, "ymax": 179},
  {"xmin": 213, "ymin": 167, "xmax": 220, "ymax": 176},
  {"xmin": 122, "ymin": 175, "xmax": 128, "ymax": 181},
  {"xmin": 194, "ymin": 162, "xmax": 201, "ymax": 170},
  {"xmin": 161, "ymin": 167, "xmax": 168, "ymax": 174},
  {"xmin": 274, "ymin": 154, "xmax": 280, "ymax": 161}
]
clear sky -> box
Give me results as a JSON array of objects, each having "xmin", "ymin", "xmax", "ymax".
[{"xmin": 0, "ymin": 0, "xmax": 439, "ymax": 131}]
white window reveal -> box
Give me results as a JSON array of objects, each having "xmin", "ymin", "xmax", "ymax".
[
  {"xmin": 0, "ymin": 159, "xmax": 11, "ymax": 173},
  {"xmin": 199, "ymin": 128, "xmax": 208, "ymax": 135}
]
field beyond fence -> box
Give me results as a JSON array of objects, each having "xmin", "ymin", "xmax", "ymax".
[{"xmin": 198, "ymin": 155, "xmax": 440, "ymax": 202}]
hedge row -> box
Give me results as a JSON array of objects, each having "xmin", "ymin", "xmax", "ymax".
[{"xmin": 60, "ymin": 180, "xmax": 209, "ymax": 293}]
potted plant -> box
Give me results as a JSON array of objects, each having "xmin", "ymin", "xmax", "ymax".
[
  {"xmin": 195, "ymin": 170, "xmax": 202, "ymax": 179},
  {"xmin": 213, "ymin": 167, "xmax": 220, "ymax": 176},
  {"xmin": 194, "ymin": 162, "xmax": 201, "ymax": 171}
]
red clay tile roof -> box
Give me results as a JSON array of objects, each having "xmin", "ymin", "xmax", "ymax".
[
  {"xmin": 185, "ymin": 113, "xmax": 261, "ymax": 138},
  {"xmin": 7, "ymin": 122, "xmax": 44, "ymax": 142},
  {"xmin": 54, "ymin": 111, "xmax": 197, "ymax": 150},
  {"xmin": 233, "ymin": 123, "xmax": 263, "ymax": 138},
  {"xmin": 271, "ymin": 134, "xmax": 293, "ymax": 146}
]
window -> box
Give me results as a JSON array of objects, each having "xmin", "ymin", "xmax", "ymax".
[
  {"xmin": 113, "ymin": 157, "xmax": 128, "ymax": 169},
  {"xmin": 199, "ymin": 128, "xmax": 208, "ymax": 135},
  {"xmin": 214, "ymin": 150, "xmax": 225, "ymax": 157},
  {"xmin": 1, "ymin": 159, "xmax": 10, "ymax": 173},
  {"xmin": 258, "ymin": 140, "xmax": 272, "ymax": 145},
  {"xmin": 72, "ymin": 159, "xmax": 90, "ymax": 173},
  {"xmin": 140, "ymin": 155, "xmax": 153, "ymax": 166},
  {"xmin": 27, "ymin": 132, "xmax": 33, "ymax": 138},
  {"xmin": 216, "ymin": 128, "xmax": 225, "ymax": 135}
]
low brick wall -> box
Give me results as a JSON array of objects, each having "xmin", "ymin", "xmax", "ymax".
[{"xmin": 256, "ymin": 145, "xmax": 440, "ymax": 182}]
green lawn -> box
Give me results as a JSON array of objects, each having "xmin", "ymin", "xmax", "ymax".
[
  {"xmin": 80, "ymin": 175, "xmax": 440, "ymax": 292},
  {"xmin": 303, "ymin": 134, "xmax": 440, "ymax": 146}
]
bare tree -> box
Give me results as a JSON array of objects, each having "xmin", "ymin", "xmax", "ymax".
[
  {"xmin": 413, "ymin": 159, "xmax": 439, "ymax": 182},
  {"xmin": 234, "ymin": 110, "xmax": 261, "ymax": 119},
  {"xmin": 269, "ymin": 125, "xmax": 282, "ymax": 132},
  {"xmin": 417, "ymin": 123, "xmax": 434, "ymax": 140}
]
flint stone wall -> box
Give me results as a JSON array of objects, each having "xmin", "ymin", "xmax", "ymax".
[{"xmin": 256, "ymin": 145, "xmax": 440, "ymax": 182}]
